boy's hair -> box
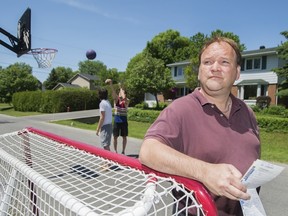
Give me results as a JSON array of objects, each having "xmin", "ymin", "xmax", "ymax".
[{"xmin": 98, "ymin": 88, "xmax": 108, "ymax": 100}]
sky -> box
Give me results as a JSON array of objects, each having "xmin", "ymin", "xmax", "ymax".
[{"xmin": 0, "ymin": 0, "xmax": 287, "ymax": 83}]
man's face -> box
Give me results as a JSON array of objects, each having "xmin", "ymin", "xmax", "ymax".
[{"xmin": 198, "ymin": 41, "xmax": 240, "ymax": 94}]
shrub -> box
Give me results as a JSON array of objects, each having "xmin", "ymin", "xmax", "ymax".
[
  {"xmin": 260, "ymin": 105, "xmax": 286, "ymax": 116},
  {"xmin": 256, "ymin": 115, "xmax": 288, "ymax": 132},
  {"xmin": 256, "ymin": 96, "xmax": 271, "ymax": 109},
  {"xmin": 40, "ymin": 89, "xmax": 99, "ymax": 113},
  {"xmin": 152, "ymin": 102, "xmax": 168, "ymax": 110},
  {"xmin": 135, "ymin": 102, "xmax": 149, "ymax": 110},
  {"xmin": 12, "ymin": 91, "xmax": 42, "ymax": 112},
  {"xmin": 13, "ymin": 89, "xmax": 100, "ymax": 113},
  {"xmin": 128, "ymin": 108, "xmax": 161, "ymax": 123},
  {"xmin": 250, "ymin": 105, "xmax": 261, "ymax": 113}
]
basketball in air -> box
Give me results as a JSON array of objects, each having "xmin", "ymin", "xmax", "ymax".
[{"xmin": 86, "ymin": 49, "xmax": 97, "ymax": 60}]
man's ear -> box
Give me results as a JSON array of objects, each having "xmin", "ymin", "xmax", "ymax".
[{"xmin": 236, "ymin": 66, "xmax": 240, "ymax": 80}]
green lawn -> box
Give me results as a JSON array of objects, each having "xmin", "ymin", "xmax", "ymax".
[
  {"xmin": 53, "ymin": 119, "xmax": 288, "ymax": 163},
  {"xmin": 54, "ymin": 119, "xmax": 150, "ymax": 139},
  {"xmin": 0, "ymin": 104, "xmax": 40, "ymax": 117},
  {"xmin": 260, "ymin": 131, "xmax": 288, "ymax": 163}
]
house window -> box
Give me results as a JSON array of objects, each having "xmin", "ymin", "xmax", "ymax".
[
  {"xmin": 178, "ymin": 67, "xmax": 183, "ymax": 76},
  {"xmin": 254, "ymin": 58, "xmax": 261, "ymax": 69},
  {"xmin": 174, "ymin": 66, "xmax": 184, "ymax": 77},
  {"xmin": 174, "ymin": 67, "xmax": 178, "ymax": 77},
  {"xmin": 261, "ymin": 56, "xmax": 267, "ymax": 69},
  {"xmin": 261, "ymin": 85, "xmax": 266, "ymax": 96},
  {"xmin": 246, "ymin": 59, "xmax": 253, "ymax": 70},
  {"xmin": 244, "ymin": 85, "xmax": 257, "ymax": 100},
  {"xmin": 241, "ymin": 58, "xmax": 245, "ymax": 71},
  {"xmin": 175, "ymin": 87, "xmax": 190, "ymax": 98},
  {"xmin": 245, "ymin": 58, "xmax": 262, "ymax": 70}
]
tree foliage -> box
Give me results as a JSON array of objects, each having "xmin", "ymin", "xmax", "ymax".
[
  {"xmin": 43, "ymin": 67, "xmax": 75, "ymax": 90},
  {"xmin": 78, "ymin": 60, "xmax": 120, "ymax": 86},
  {"xmin": 78, "ymin": 60, "xmax": 107, "ymax": 76},
  {"xmin": 126, "ymin": 53, "xmax": 175, "ymax": 107},
  {"xmin": 145, "ymin": 29, "xmax": 193, "ymax": 65},
  {"xmin": 274, "ymin": 31, "xmax": 288, "ymax": 97},
  {"xmin": 0, "ymin": 63, "xmax": 40, "ymax": 103},
  {"xmin": 101, "ymin": 68, "xmax": 119, "ymax": 85}
]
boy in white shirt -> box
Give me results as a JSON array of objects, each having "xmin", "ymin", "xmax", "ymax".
[{"xmin": 96, "ymin": 88, "xmax": 113, "ymax": 151}]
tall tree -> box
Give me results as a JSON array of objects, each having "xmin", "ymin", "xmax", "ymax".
[
  {"xmin": 145, "ymin": 29, "xmax": 193, "ymax": 65},
  {"xmin": 78, "ymin": 60, "xmax": 107, "ymax": 76},
  {"xmin": 78, "ymin": 60, "xmax": 108, "ymax": 85},
  {"xmin": 43, "ymin": 66, "xmax": 75, "ymax": 90},
  {"xmin": 273, "ymin": 31, "xmax": 288, "ymax": 99},
  {"xmin": 0, "ymin": 63, "xmax": 40, "ymax": 103},
  {"xmin": 100, "ymin": 68, "xmax": 120, "ymax": 86},
  {"xmin": 126, "ymin": 53, "xmax": 175, "ymax": 107}
]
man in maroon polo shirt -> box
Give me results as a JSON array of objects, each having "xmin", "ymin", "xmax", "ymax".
[{"xmin": 139, "ymin": 37, "xmax": 260, "ymax": 216}]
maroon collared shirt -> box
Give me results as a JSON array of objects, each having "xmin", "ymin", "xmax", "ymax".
[{"xmin": 144, "ymin": 88, "xmax": 260, "ymax": 216}]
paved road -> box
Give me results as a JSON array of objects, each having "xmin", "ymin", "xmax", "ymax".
[{"xmin": 0, "ymin": 110, "xmax": 287, "ymax": 215}]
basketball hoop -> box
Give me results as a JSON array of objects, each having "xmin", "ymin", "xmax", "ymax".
[{"xmin": 29, "ymin": 48, "xmax": 58, "ymax": 68}]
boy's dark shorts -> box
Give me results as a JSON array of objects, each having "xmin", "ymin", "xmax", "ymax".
[{"xmin": 113, "ymin": 122, "xmax": 128, "ymax": 137}]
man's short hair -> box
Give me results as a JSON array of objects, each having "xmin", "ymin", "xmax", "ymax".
[
  {"xmin": 98, "ymin": 88, "xmax": 108, "ymax": 100},
  {"xmin": 198, "ymin": 36, "xmax": 242, "ymax": 66}
]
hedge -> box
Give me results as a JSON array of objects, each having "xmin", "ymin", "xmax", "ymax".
[
  {"xmin": 128, "ymin": 108, "xmax": 161, "ymax": 123},
  {"xmin": 256, "ymin": 115, "xmax": 288, "ymax": 132},
  {"xmin": 12, "ymin": 89, "xmax": 100, "ymax": 113},
  {"xmin": 128, "ymin": 108, "xmax": 288, "ymax": 132}
]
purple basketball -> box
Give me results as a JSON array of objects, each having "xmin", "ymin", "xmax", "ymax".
[{"xmin": 86, "ymin": 49, "xmax": 97, "ymax": 60}]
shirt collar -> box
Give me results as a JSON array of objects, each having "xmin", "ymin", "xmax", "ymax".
[{"xmin": 193, "ymin": 87, "xmax": 242, "ymax": 111}]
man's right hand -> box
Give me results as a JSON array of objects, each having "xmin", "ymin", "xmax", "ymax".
[{"xmin": 201, "ymin": 163, "xmax": 250, "ymax": 201}]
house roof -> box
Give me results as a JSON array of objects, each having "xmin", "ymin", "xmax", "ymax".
[
  {"xmin": 166, "ymin": 60, "xmax": 191, "ymax": 67},
  {"xmin": 52, "ymin": 83, "xmax": 81, "ymax": 90},
  {"xmin": 237, "ymin": 79, "xmax": 269, "ymax": 86},
  {"xmin": 242, "ymin": 47, "xmax": 277, "ymax": 57},
  {"xmin": 167, "ymin": 47, "xmax": 278, "ymax": 67},
  {"xmin": 68, "ymin": 73, "xmax": 99, "ymax": 83}
]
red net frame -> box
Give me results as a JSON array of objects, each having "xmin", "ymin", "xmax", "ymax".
[
  {"xmin": 27, "ymin": 127, "xmax": 217, "ymax": 215},
  {"xmin": 0, "ymin": 127, "xmax": 217, "ymax": 215}
]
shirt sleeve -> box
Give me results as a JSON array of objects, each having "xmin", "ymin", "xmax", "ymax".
[{"xmin": 144, "ymin": 104, "xmax": 183, "ymax": 151}]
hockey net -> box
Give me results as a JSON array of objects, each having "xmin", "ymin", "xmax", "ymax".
[{"xmin": 0, "ymin": 127, "xmax": 217, "ymax": 216}]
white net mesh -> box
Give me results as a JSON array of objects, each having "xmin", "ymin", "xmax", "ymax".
[
  {"xmin": 0, "ymin": 128, "xmax": 216, "ymax": 216},
  {"xmin": 30, "ymin": 48, "xmax": 58, "ymax": 68}
]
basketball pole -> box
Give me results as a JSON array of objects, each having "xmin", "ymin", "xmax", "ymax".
[{"xmin": 0, "ymin": 27, "xmax": 20, "ymax": 54}]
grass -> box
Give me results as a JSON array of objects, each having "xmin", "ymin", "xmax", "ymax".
[
  {"xmin": 0, "ymin": 108, "xmax": 40, "ymax": 117},
  {"xmin": 0, "ymin": 103, "xmax": 40, "ymax": 117},
  {"xmin": 53, "ymin": 119, "xmax": 288, "ymax": 164},
  {"xmin": 260, "ymin": 130, "xmax": 288, "ymax": 163},
  {"xmin": 54, "ymin": 119, "xmax": 150, "ymax": 139}
]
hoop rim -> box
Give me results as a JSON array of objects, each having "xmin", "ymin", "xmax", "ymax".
[{"xmin": 28, "ymin": 48, "xmax": 58, "ymax": 54}]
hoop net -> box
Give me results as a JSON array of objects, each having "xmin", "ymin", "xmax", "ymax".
[
  {"xmin": 29, "ymin": 48, "xmax": 58, "ymax": 68},
  {"xmin": 0, "ymin": 128, "xmax": 217, "ymax": 216}
]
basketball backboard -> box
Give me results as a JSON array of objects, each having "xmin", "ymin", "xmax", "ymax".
[{"xmin": 17, "ymin": 7, "xmax": 31, "ymax": 57}]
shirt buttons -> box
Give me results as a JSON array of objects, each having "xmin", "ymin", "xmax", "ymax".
[
  {"xmin": 220, "ymin": 114, "xmax": 224, "ymax": 117},
  {"xmin": 211, "ymin": 105, "xmax": 214, "ymax": 108}
]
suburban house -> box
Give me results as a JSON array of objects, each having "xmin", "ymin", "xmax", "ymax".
[
  {"xmin": 159, "ymin": 46, "xmax": 284, "ymax": 106},
  {"xmin": 52, "ymin": 73, "xmax": 99, "ymax": 90}
]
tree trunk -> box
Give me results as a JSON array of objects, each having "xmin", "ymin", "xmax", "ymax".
[{"xmin": 154, "ymin": 93, "xmax": 159, "ymax": 108}]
